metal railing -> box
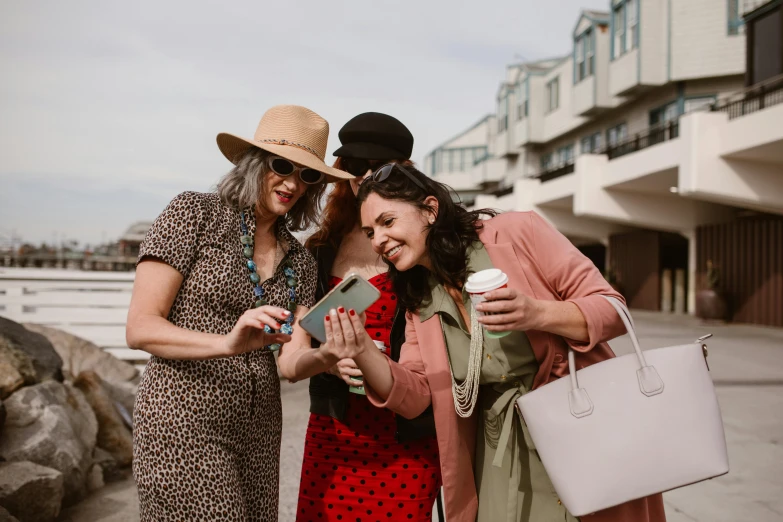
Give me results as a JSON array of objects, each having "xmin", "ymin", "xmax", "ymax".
[
  {"xmin": 491, "ymin": 185, "xmax": 515, "ymax": 197},
  {"xmin": 710, "ymin": 74, "xmax": 783, "ymax": 120},
  {"xmin": 605, "ymin": 121, "xmax": 680, "ymax": 160},
  {"xmin": 534, "ymin": 161, "xmax": 576, "ymax": 182}
]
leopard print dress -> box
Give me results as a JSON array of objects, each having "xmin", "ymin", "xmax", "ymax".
[{"xmin": 132, "ymin": 191, "xmax": 317, "ymax": 521}]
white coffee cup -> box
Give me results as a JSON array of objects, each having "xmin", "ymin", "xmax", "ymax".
[{"xmin": 465, "ymin": 268, "xmax": 511, "ymax": 339}]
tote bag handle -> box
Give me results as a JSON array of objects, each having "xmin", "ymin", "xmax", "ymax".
[{"xmin": 566, "ymin": 296, "xmax": 664, "ymax": 419}]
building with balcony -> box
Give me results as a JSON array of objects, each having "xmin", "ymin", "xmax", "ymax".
[{"xmin": 424, "ymin": 0, "xmax": 783, "ymax": 327}]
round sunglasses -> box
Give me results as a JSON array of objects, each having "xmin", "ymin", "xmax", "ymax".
[
  {"xmin": 341, "ymin": 157, "xmax": 385, "ymax": 178},
  {"xmin": 371, "ymin": 163, "xmax": 428, "ymax": 192},
  {"xmin": 267, "ymin": 156, "xmax": 324, "ymax": 185}
]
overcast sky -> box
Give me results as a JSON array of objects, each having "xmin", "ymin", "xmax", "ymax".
[{"xmin": 0, "ymin": 0, "xmax": 609, "ymax": 246}]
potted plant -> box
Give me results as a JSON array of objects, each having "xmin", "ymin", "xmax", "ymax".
[{"xmin": 696, "ymin": 260, "xmax": 730, "ymax": 321}]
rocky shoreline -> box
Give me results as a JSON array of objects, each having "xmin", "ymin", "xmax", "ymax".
[{"xmin": 0, "ymin": 317, "xmax": 138, "ymax": 522}]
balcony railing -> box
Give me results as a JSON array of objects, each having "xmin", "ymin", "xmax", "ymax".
[
  {"xmin": 534, "ymin": 161, "xmax": 576, "ymax": 182},
  {"xmin": 605, "ymin": 121, "xmax": 680, "ymax": 160},
  {"xmin": 711, "ymin": 74, "xmax": 783, "ymax": 120},
  {"xmin": 491, "ymin": 185, "xmax": 515, "ymax": 197}
]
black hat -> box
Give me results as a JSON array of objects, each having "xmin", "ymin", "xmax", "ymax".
[{"xmin": 333, "ymin": 112, "xmax": 414, "ymax": 160}]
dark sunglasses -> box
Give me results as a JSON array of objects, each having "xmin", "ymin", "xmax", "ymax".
[
  {"xmin": 371, "ymin": 163, "xmax": 428, "ymax": 192},
  {"xmin": 267, "ymin": 156, "xmax": 324, "ymax": 185},
  {"xmin": 341, "ymin": 157, "xmax": 383, "ymax": 178}
]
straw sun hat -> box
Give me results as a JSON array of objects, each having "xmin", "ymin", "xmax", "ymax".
[{"xmin": 216, "ymin": 105, "xmax": 352, "ymax": 182}]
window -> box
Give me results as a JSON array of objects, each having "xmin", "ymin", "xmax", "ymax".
[
  {"xmin": 546, "ymin": 77, "xmax": 560, "ymax": 112},
  {"xmin": 607, "ymin": 123, "xmax": 628, "ymax": 147},
  {"xmin": 586, "ymin": 29, "xmax": 595, "ymax": 77},
  {"xmin": 728, "ymin": 0, "xmax": 744, "ymax": 35},
  {"xmin": 575, "ymin": 29, "xmax": 595, "ymax": 82},
  {"xmin": 627, "ymin": 0, "xmax": 639, "ymax": 50},
  {"xmin": 541, "ymin": 153, "xmax": 554, "ymax": 171},
  {"xmin": 517, "ymin": 82, "xmax": 528, "ymax": 119},
  {"xmin": 431, "ymin": 146, "xmax": 489, "ymax": 175},
  {"xmin": 580, "ymin": 132, "xmax": 603, "ymax": 154},
  {"xmin": 556, "ymin": 144, "xmax": 575, "ymax": 165},
  {"xmin": 749, "ymin": 5, "xmax": 782, "ymax": 85},
  {"xmin": 472, "ymin": 146, "xmax": 489, "ymax": 165},
  {"xmin": 649, "ymin": 101, "xmax": 679, "ymax": 127},
  {"xmin": 612, "ymin": 0, "xmax": 638, "ymax": 58},
  {"xmin": 613, "ymin": 4, "xmax": 625, "ymax": 57},
  {"xmin": 498, "ymin": 95, "xmax": 509, "ymax": 132},
  {"xmin": 684, "ymin": 96, "xmax": 716, "ymax": 113}
]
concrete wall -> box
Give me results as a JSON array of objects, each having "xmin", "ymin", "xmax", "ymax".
[
  {"xmin": 595, "ymin": 22, "xmax": 621, "ymax": 108},
  {"xmin": 640, "ymin": 0, "xmax": 668, "ymax": 85},
  {"xmin": 609, "ymin": 49, "xmax": 640, "ymax": 96},
  {"xmin": 542, "ymin": 58, "xmax": 586, "ymax": 142},
  {"xmin": 670, "ymin": 0, "xmax": 746, "ymax": 80}
]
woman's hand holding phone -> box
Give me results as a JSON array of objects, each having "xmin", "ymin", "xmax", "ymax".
[{"xmin": 322, "ymin": 307, "xmax": 374, "ymax": 362}]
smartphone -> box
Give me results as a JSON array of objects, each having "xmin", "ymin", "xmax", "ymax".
[{"xmin": 298, "ymin": 273, "xmax": 381, "ymax": 343}]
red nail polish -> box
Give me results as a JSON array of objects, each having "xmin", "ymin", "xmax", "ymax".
[
  {"xmin": 325, "ymin": 316, "xmax": 330, "ymax": 322},
  {"xmin": 349, "ymin": 309, "xmax": 356, "ymax": 316},
  {"xmin": 338, "ymin": 307, "xmax": 345, "ymax": 313}
]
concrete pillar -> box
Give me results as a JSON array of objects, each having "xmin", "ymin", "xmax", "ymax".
[
  {"xmin": 685, "ymin": 229, "xmax": 697, "ymax": 315},
  {"xmin": 674, "ymin": 269, "xmax": 687, "ymax": 314},
  {"xmin": 661, "ymin": 269, "xmax": 673, "ymax": 313}
]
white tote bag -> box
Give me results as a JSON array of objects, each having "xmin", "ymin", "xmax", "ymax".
[{"xmin": 516, "ymin": 296, "xmax": 729, "ymax": 517}]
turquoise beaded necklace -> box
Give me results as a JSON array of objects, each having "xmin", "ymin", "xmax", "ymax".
[{"xmin": 240, "ymin": 211, "xmax": 298, "ymax": 352}]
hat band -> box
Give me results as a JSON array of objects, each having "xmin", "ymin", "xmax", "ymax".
[{"xmin": 257, "ymin": 138, "xmax": 320, "ymax": 158}]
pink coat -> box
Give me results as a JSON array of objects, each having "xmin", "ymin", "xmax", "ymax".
[{"xmin": 366, "ymin": 212, "xmax": 666, "ymax": 522}]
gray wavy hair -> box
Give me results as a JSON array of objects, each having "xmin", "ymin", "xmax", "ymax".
[{"xmin": 215, "ymin": 147, "xmax": 326, "ymax": 232}]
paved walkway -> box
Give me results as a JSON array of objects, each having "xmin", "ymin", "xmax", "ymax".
[{"xmin": 59, "ymin": 311, "xmax": 783, "ymax": 521}]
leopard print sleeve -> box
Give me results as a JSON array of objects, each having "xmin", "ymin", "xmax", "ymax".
[
  {"xmin": 296, "ymin": 247, "xmax": 317, "ymax": 309},
  {"xmin": 138, "ymin": 191, "xmax": 206, "ymax": 279}
]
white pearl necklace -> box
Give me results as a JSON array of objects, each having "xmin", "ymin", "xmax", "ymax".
[{"xmin": 451, "ymin": 306, "xmax": 484, "ymax": 418}]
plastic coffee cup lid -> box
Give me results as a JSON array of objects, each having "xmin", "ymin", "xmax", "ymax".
[{"xmin": 465, "ymin": 269, "xmax": 509, "ymax": 294}]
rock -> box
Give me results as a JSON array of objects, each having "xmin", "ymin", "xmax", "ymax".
[
  {"xmin": 0, "ymin": 402, "xmax": 5, "ymax": 431},
  {"xmin": 0, "ymin": 382, "xmax": 97, "ymax": 506},
  {"xmin": 22, "ymin": 324, "xmax": 138, "ymax": 385},
  {"xmin": 91, "ymin": 447, "xmax": 123, "ymax": 483},
  {"xmin": 85, "ymin": 463, "xmax": 104, "ymax": 492},
  {"xmin": 0, "ymin": 506, "xmax": 20, "ymax": 522},
  {"xmin": 0, "ymin": 461, "xmax": 63, "ymax": 522},
  {"xmin": 101, "ymin": 380, "xmax": 136, "ymax": 429},
  {"xmin": 0, "ymin": 318, "xmax": 63, "ymax": 384},
  {"xmin": 0, "ymin": 339, "xmax": 36, "ymax": 400},
  {"xmin": 73, "ymin": 372, "xmax": 133, "ymax": 467}
]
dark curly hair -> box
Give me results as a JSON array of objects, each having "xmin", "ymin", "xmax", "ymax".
[{"xmin": 356, "ymin": 165, "xmax": 496, "ymax": 312}]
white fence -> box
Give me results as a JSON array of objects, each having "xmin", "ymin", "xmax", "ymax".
[{"xmin": 0, "ymin": 267, "xmax": 149, "ymax": 363}]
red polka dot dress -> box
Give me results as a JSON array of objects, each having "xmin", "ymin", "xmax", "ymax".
[{"xmin": 296, "ymin": 274, "xmax": 442, "ymax": 522}]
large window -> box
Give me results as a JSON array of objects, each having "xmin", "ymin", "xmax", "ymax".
[
  {"xmin": 556, "ymin": 144, "xmax": 575, "ymax": 165},
  {"xmin": 516, "ymin": 82, "xmax": 528, "ymax": 119},
  {"xmin": 540, "ymin": 153, "xmax": 554, "ymax": 171},
  {"xmin": 575, "ymin": 29, "xmax": 595, "ymax": 83},
  {"xmin": 430, "ymin": 146, "xmax": 489, "ymax": 175},
  {"xmin": 612, "ymin": 0, "xmax": 639, "ymax": 59},
  {"xmin": 748, "ymin": 3, "xmax": 783, "ymax": 85},
  {"xmin": 684, "ymin": 96, "xmax": 717, "ymax": 113},
  {"xmin": 546, "ymin": 77, "xmax": 560, "ymax": 112},
  {"xmin": 649, "ymin": 101, "xmax": 679, "ymax": 127},
  {"xmin": 580, "ymin": 132, "xmax": 603, "ymax": 154},
  {"xmin": 728, "ymin": 0, "xmax": 745, "ymax": 35},
  {"xmin": 607, "ymin": 122, "xmax": 628, "ymax": 147},
  {"xmin": 498, "ymin": 94, "xmax": 509, "ymax": 132}
]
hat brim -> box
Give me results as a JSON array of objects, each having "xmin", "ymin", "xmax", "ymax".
[
  {"xmin": 332, "ymin": 142, "xmax": 409, "ymax": 160},
  {"xmin": 216, "ymin": 133, "xmax": 352, "ymax": 182}
]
